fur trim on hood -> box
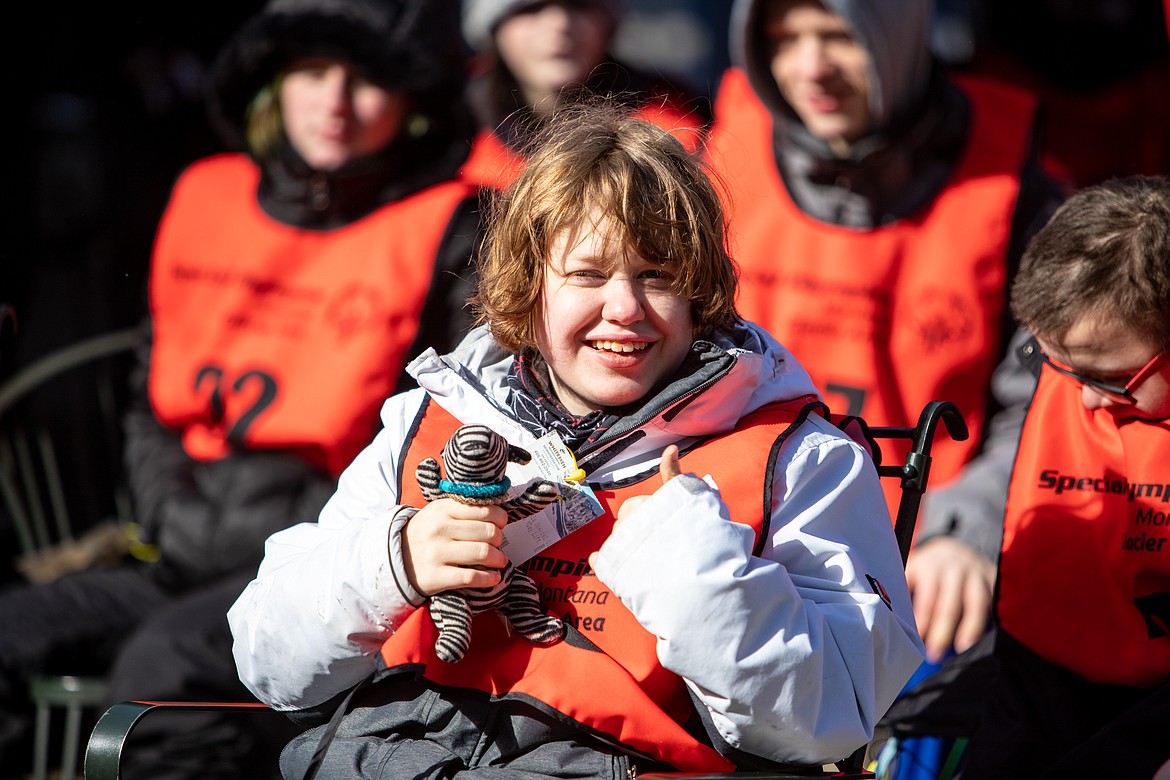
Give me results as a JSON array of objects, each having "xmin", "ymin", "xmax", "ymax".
[{"xmin": 208, "ymin": 0, "xmax": 469, "ymax": 149}]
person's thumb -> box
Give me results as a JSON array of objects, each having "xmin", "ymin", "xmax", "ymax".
[{"xmin": 660, "ymin": 445, "xmax": 681, "ymax": 484}]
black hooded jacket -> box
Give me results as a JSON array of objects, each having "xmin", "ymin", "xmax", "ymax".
[{"xmin": 124, "ymin": 0, "xmax": 483, "ymax": 590}]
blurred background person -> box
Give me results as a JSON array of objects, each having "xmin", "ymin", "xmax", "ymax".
[
  {"xmin": 459, "ymin": 0, "xmax": 714, "ymax": 187},
  {"xmin": 706, "ymin": 0, "xmax": 1063, "ymax": 666},
  {"xmin": 963, "ymin": 175, "xmax": 1170, "ymax": 780},
  {"xmin": 703, "ymin": 6, "xmax": 1065, "ymax": 776},
  {"xmin": 0, "ymin": 0, "xmax": 481, "ymax": 777}
]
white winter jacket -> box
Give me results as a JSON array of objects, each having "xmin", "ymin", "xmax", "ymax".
[{"xmin": 228, "ymin": 322, "xmax": 924, "ymax": 765}]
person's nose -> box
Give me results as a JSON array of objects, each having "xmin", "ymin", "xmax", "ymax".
[
  {"xmin": 322, "ymin": 65, "xmax": 354, "ymax": 115},
  {"xmin": 1081, "ymin": 384, "xmax": 1117, "ymax": 411},
  {"xmin": 601, "ymin": 278, "xmax": 645, "ymax": 325},
  {"xmin": 793, "ymin": 36, "xmax": 833, "ymax": 80}
]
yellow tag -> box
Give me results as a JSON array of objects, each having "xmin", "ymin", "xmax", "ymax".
[
  {"xmin": 502, "ymin": 431, "xmax": 603, "ymax": 565},
  {"xmin": 530, "ymin": 430, "xmax": 588, "ymax": 483}
]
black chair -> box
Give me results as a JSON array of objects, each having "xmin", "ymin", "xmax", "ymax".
[
  {"xmin": 83, "ymin": 401, "xmax": 968, "ymax": 780},
  {"xmin": 0, "ymin": 328, "xmax": 139, "ymax": 780}
]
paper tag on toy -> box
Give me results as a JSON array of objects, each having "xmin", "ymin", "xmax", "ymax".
[{"xmin": 500, "ymin": 431, "xmax": 604, "ymax": 565}]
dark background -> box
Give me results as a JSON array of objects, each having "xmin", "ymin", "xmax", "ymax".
[{"xmin": 2, "ymin": 3, "xmax": 268, "ymax": 366}]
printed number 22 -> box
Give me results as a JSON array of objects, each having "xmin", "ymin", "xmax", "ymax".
[{"xmin": 194, "ymin": 365, "xmax": 278, "ymax": 444}]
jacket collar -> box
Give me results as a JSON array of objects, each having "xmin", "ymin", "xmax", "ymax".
[
  {"xmin": 254, "ymin": 130, "xmax": 470, "ymax": 229},
  {"xmin": 406, "ymin": 324, "xmax": 821, "ymax": 476},
  {"xmin": 772, "ymin": 72, "xmax": 969, "ymax": 227}
]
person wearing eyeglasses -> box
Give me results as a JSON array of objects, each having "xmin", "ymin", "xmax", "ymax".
[{"xmin": 960, "ymin": 175, "xmax": 1170, "ymax": 779}]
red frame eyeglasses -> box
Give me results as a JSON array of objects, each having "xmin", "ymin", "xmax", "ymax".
[{"xmin": 1025, "ymin": 341, "xmax": 1169, "ymax": 404}]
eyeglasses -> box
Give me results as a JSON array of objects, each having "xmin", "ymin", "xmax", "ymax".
[{"xmin": 1023, "ymin": 340, "xmax": 1169, "ymax": 404}]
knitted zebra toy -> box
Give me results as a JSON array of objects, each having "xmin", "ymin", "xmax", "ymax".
[{"xmin": 416, "ymin": 424, "xmax": 565, "ymax": 663}]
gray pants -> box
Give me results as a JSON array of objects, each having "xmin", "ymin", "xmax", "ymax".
[{"xmin": 280, "ymin": 677, "xmax": 667, "ymax": 779}]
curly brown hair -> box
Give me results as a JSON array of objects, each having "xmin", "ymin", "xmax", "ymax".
[{"xmin": 472, "ymin": 101, "xmax": 739, "ymax": 353}]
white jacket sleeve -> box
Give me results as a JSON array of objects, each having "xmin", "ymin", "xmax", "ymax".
[
  {"xmin": 228, "ymin": 390, "xmax": 428, "ymax": 711},
  {"xmin": 591, "ymin": 415, "xmax": 924, "ymax": 765}
]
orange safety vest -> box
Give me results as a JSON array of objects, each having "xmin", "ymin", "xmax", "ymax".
[
  {"xmin": 460, "ymin": 101, "xmax": 707, "ymax": 189},
  {"xmin": 380, "ymin": 396, "xmax": 822, "ymax": 771},
  {"xmin": 148, "ymin": 154, "xmax": 475, "ymax": 475},
  {"xmin": 997, "ymin": 368, "xmax": 1170, "ymax": 687},
  {"xmin": 706, "ymin": 68, "xmax": 1035, "ymax": 513}
]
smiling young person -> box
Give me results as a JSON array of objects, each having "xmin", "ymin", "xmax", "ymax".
[
  {"xmin": 961, "ymin": 175, "xmax": 1170, "ymax": 778},
  {"xmin": 228, "ymin": 102, "xmax": 924, "ymax": 778}
]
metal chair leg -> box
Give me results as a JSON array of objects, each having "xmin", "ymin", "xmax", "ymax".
[
  {"xmin": 34, "ymin": 699, "xmax": 50, "ymax": 780},
  {"xmin": 63, "ymin": 700, "xmax": 84, "ymax": 779}
]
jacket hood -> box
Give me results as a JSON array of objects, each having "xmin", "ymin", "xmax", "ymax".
[
  {"xmin": 407, "ymin": 323, "xmax": 822, "ymax": 477},
  {"xmin": 730, "ymin": 0, "xmax": 934, "ymax": 133},
  {"xmin": 207, "ymin": 0, "xmax": 469, "ymax": 150}
]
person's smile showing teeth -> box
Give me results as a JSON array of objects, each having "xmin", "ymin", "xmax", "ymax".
[{"xmin": 589, "ymin": 339, "xmax": 651, "ymax": 354}]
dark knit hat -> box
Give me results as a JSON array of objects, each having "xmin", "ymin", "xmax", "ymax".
[
  {"xmin": 208, "ymin": 0, "xmax": 468, "ymax": 149},
  {"xmin": 460, "ymin": 0, "xmax": 628, "ymax": 52}
]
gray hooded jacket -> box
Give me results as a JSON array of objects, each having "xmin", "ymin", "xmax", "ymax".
[{"xmin": 724, "ymin": 0, "xmax": 1063, "ymax": 558}]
